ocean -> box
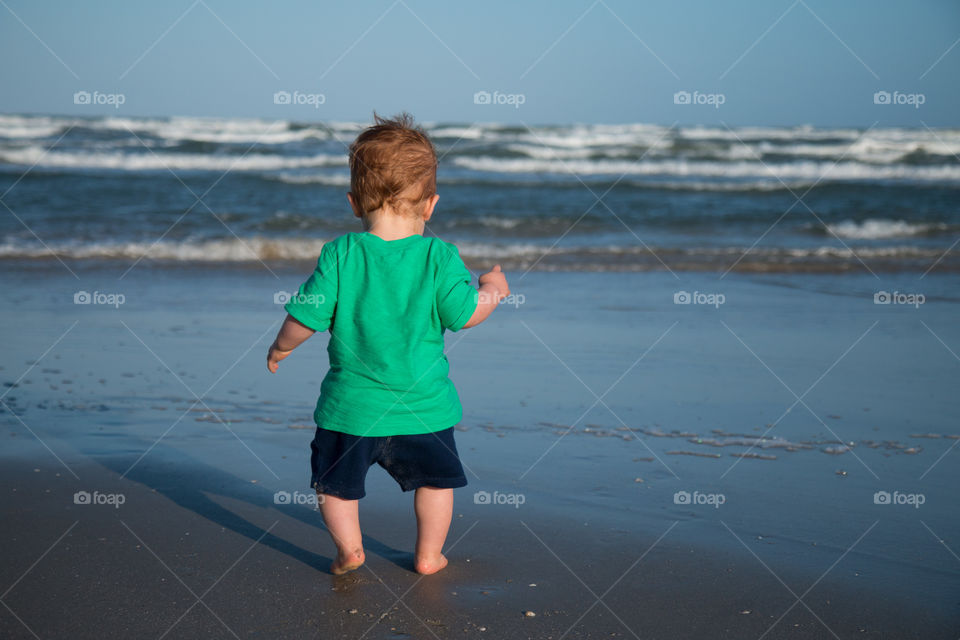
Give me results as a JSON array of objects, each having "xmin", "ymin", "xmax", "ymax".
[{"xmin": 1, "ymin": 113, "xmax": 958, "ymax": 274}]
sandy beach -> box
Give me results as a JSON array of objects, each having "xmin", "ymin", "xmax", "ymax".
[
  {"xmin": 1, "ymin": 263, "xmax": 957, "ymax": 638},
  {"xmin": 2, "ymin": 450, "xmax": 953, "ymax": 640}
]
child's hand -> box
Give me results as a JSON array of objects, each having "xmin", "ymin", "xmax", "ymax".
[
  {"xmin": 267, "ymin": 341, "xmax": 293, "ymax": 373},
  {"xmin": 479, "ymin": 264, "xmax": 510, "ymax": 301},
  {"xmin": 266, "ymin": 315, "xmax": 316, "ymax": 372}
]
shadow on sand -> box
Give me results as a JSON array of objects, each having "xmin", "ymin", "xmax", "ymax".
[{"xmin": 93, "ymin": 442, "xmax": 415, "ymax": 575}]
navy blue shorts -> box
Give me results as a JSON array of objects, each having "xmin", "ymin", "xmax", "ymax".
[{"xmin": 310, "ymin": 426, "xmax": 468, "ymax": 500}]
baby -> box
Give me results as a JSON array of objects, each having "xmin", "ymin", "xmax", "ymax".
[{"xmin": 267, "ymin": 113, "xmax": 509, "ymax": 575}]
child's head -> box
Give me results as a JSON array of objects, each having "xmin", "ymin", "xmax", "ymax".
[{"xmin": 348, "ymin": 112, "xmax": 438, "ymax": 224}]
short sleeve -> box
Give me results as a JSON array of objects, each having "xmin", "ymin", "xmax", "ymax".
[
  {"xmin": 436, "ymin": 244, "xmax": 479, "ymax": 332},
  {"xmin": 284, "ymin": 242, "xmax": 339, "ymax": 331}
]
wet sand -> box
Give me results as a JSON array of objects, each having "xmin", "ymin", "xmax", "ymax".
[
  {"xmin": 2, "ymin": 448, "xmax": 955, "ymax": 640},
  {"xmin": 1, "ymin": 264, "xmax": 958, "ymax": 637}
]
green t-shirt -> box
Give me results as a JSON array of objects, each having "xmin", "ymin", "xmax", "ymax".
[{"xmin": 284, "ymin": 232, "xmax": 479, "ymax": 436}]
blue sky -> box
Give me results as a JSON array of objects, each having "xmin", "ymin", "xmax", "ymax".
[{"xmin": 1, "ymin": 0, "xmax": 957, "ymax": 126}]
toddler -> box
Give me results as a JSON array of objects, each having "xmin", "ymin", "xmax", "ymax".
[{"xmin": 267, "ymin": 113, "xmax": 509, "ymax": 575}]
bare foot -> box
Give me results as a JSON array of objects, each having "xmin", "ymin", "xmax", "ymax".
[
  {"xmin": 331, "ymin": 548, "xmax": 365, "ymax": 575},
  {"xmin": 414, "ymin": 553, "xmax": 448, "ymax": 575}
]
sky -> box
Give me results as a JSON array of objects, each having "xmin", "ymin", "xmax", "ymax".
[{"xmin": 1, "ymin": 0, "xmax": 958, "ymax": 127}]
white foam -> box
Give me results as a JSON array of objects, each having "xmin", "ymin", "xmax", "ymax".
[
  {"xmin": 149, "ymin": 125, "xmax": 328, "ymax": 145},
  {"xmin": 0, "ymin": 237, "xmax": 942, "ymax": 264},
  {"xmin": 0, "ymin": 125, "xmax": 63, "ymax": 139},
  {"xmin": 623, "ymin": 178, "xmax": 817, "ymax": 192},
  {"xmin": 824, "ymin": 219, "xmax": 948, "ymax": 239},
  {"xmin": 745, "ymin": 136, "xmax": 960, "ymax": 162},
  {"xmin": 778, "ymin": 246, "xmax": 937, "ymax": 258},
  {"xmin": 451, "ymin": 156, "xmax": 960, "ymax": 182},
  {"xmin": 674, "ymin": 245, "xmax": 940, "ymax": 258},
  {"xmin": 456, "ymin": 241, "xmax": 548, "ymax": 259},
  {"xmin": 0, "ymin": 237, "xmax": 330, "ymax": 261},
  {"xmin": 678, "ymin": 125, "xmax": 864, "ymax": 142},
  {"xmin": 270, "ymin": 172, "xmax": 351, "ymax": 185},
  {"xmin": 0, "ymin": 146, "xmax": 347, "ymax": 171},
  {"xmin": 0, "ymin": 114, "xmax": 68, "ymax": 138},
  {"xmin": 148, "ymin": 119, "xmax": 329, "ymax": 144},
  {"xmin": 428, "ymin": 126, "xmax": 490, "ymax": 139},
  {"xmin": 516, "ymin": 124, "xmax": 672, "ymax": 149},
  {"xmin": 3, "ymin": 115, "xmax": 959, "ymax": 184},
  {"xmin": 506, "ymin": 144, "xmax": 602, "ymax": 160},
  {"xmin": 0, "ymin": 114, "xmax": 331, "ymax": 145},
  {"xmin": 489, "ymin": 125, "xmax": 960, "ymax": 164},
  {"xmin": 0, "ymin": 238, "xmax": 548, "ymax": 262},
  {"xmin": 475, "ymin": 216, "xmax": 524, "ymax": 229}
]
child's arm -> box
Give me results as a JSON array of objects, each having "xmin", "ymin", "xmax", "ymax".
[
  {"xmin": 462, "ymin": 265, "xmax": 510, "ymax": 329},
  {"xmin": 267, "ymin": 314, "xmax": 316, "ymax": 373}
]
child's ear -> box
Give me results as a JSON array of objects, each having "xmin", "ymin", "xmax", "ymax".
[
  {"xmin": 423, "ymin": 193, "xmax": 440, "ymax": 222},
  {"xmin": 347, "ymin": 192, "xmax": 362, "ymax": 219}
]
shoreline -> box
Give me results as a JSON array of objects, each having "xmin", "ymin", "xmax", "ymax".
[{"xmin": 1, "ymin": 250, "xmax": 958, "ymax": 275}]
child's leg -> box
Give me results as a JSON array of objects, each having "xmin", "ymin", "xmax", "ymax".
[
  {"xmin": 319, "ymin": 493, "xmax": 365, "ymax": 574},
  {"xmin": 413, "ymin": 486, "xmax": 453, "ymax": 575}
]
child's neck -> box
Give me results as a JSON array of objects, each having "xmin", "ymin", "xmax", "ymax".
[{"xmin": 364, "ymin": 209, "xmax": 425, "ymax": 241}]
